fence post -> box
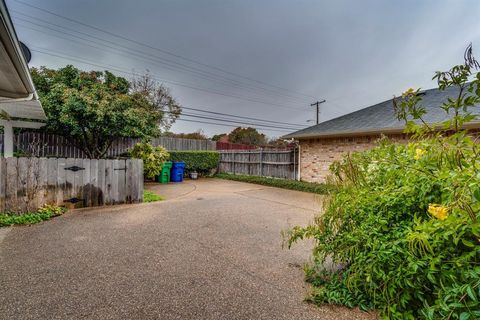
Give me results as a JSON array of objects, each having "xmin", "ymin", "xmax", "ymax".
[
  {"xmin": 232, "ymin": 150, "xmax": 235, "ymax": 174},
  {"xmin": 259, "ymin": 148, "xmax": 263, "ymax": 177}
]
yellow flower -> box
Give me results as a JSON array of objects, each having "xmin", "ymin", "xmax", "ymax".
[
  {"xmin": 428, "ymin": 204, "xmax": 449, "ymax": 220},
  {"xmin": 402, "ymin": 88, "xmax": 416, "ymax": 97},
  {"xmin": 414, "ymin": 148, "xmax": 426, "ymax": 160}
]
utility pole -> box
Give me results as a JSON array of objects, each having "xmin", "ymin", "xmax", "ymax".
[{"xmin": 310, "ymin": 100, "xmax": 326, "ymax": 124}]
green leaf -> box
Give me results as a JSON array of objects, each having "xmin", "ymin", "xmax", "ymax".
[
  {"xmin": 460, "ymin": 312, "xmax": 470, "ymax": 320},
  {"xmin": 473, "ymin": 188, "xmax": 480, "ymax": 202}
]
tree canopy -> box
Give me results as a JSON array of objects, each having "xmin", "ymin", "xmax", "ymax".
[
  {"xmin": 211, "ymin": 133, "xmax": 227, "ymax": 141},
  {"xmin": 31, "ymin": 66, "xmax": 181, "ymax": 158},
  {"xmin": 228, "ymin": 127, "xmax": 267, "ymax": 146}
]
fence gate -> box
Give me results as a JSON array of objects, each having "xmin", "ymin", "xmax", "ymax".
[
  {"xmin": 218, "ymin": 149, "xmax": 298, "ymax": 180},
  {"xmin": 0, "ymin": 157, "xmax": 144, "ymax": 213}
]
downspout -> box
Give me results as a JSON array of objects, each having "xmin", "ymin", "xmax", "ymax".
[{"xmin": 297, "ymin": 143, "xmax": 301, "ymax": 181}]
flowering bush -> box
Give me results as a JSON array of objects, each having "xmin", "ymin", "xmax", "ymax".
[
  {"xmin": 130, "ymin": 141, "xmax": 169, "ymax": 179},
  {"xmin": 287, "ymin": 45, "xmax": 480, "ymax": 319}
]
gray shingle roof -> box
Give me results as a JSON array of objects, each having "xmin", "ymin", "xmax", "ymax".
[{"xmin": 283, "ymin": 86, "xmax": 480, "ymax": 139}]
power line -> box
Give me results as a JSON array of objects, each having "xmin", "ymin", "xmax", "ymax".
[
  {"xmin": 29, "ymin": 47, "xmax": 309, "ymax": 111},
  {"xmin": 181, "ymin": 106, "xmax": 307, "ymax": 127},
  {"xmin": 175, "ymin": 118, "xmax": 294, "ymax": 133},
  {"xmin": 12, "ymin": 12, "xmax": 311, "ymax": 105},
  {"xmin": 170, "ymin": 111, "xmax": 304, "ymax": 130},
  {"xmin": 25, "ymin": 47, "xmax": 306, "ymax": 131},
  {"xmin": 13, "ymin": 0, "xmax": 317, "ymax": 101},
  {"xmin": 14, "ymin": 21, "xmax": 307, "ymax": 108}
]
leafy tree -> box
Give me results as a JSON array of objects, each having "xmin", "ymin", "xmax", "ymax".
[
  {"xmin": 31, "ymin": 66, "xmax": 181, "ymax": 158},
  {"xmin": 228, "ymin": 127, "xmax": 267, "ymax": 146},
  {"xmin": 211, "ymin": 133, "xmax": 228, "ymax": 141},
  {"xmin": 267, "ymin": 137, "xmax": 290, "ymax": 148},
  {"xmin": 130, "ymin": 73, "xmax": 181, "ymax": 130}
]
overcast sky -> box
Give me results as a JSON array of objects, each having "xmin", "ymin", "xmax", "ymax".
[{"xmin": 7, "ymin": 0, "xmax": 480, "ymax": 138}]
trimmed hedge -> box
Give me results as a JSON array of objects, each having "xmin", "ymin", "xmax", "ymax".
[
  {"xmin": 169, "ymin": 151, "xmax": 220, "ymax": 176},
  {"xmin": 215, "ymin": 173, "xmax": 331, "ymax": 194}
]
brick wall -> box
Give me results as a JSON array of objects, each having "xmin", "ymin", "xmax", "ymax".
[{"xmin": 299, "ymin": 134, "xmax": 409, "ymax": 183}]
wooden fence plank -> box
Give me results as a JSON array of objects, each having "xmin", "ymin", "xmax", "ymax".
[
  {"xmin": 16, "ymin": 158, "xmax": 28, "ymax": 213},
  {"xmin": 97, "ymin": 159, "xmax": 106, "ymax": 205},
  {"xmin": 104, "ymin": 159, "xmax": 113, "ymax": 205},
  {"xmin": 138, "ymin": 160, "xmax": 144, "ymax": 202},
  {"xmin": 27, "ymin": 157, "xmax": 41, "ymax": 211},
  {"xmin": 89, "ymin": 159, "xmax": 98, "ymax": 207},
  {"xmin": 64, "ymin": 158, "xmax": 75, "ymax": 206},
  {"xmin": 46, "ymin": 158, "xmax": 57, "ymax": 205},
  {"xmin": 5, "ymin": 158, "xmax": 17, "ymax": 211},
  {"xmin": 131, "ymin": 159, "xmax": 139, "ymax": 204},
  {"xmin": 81, "ymin": 158, "xmax": 90, "ymax": 207},
  {"xmin": 0, "ymin": 158, "xmax": 4, "ymax": 212},
  {"xmin": 125, "ymin": 159, "xmax": 133, "ymax": 203},
  {"xmin": 55, "ymin": 158, "xmax": 65, "ymax": 206},
  {"xmin": 111, "ymin": 159, "xmax": 119, "ymax": 204},
  {"xmin": 117, "ymin": 159, "xmax": 126, "ymax": 204}
]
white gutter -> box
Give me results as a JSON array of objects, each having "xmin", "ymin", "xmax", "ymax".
[{"xmin": 0, "ymin": 92, "xmax": 34, "ymax": 103}]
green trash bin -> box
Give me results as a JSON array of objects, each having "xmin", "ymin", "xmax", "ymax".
[{"xmin": 157, "ymin": 161, "xmax": 172, "ymax": 184}]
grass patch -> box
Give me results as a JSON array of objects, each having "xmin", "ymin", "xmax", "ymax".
[
  {"xmin": 215, "ymin": 173, "xmax": 331, "ymax": 194},
  {"xmin": 144, "ymin": 191, "xmax": 164, "ymax": 202},
  {"xmin": 0, "ymin": 205, "xmax": 67, "ymax": 227}
]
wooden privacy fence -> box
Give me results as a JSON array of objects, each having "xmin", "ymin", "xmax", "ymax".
[
  {"xmin": 0, "ymin": 157, "xmax": 144, "ymax": 212},
  {"xmin": 0, "ymin": 132, "xmax": 216, "ymax": 158},
  {"xmin": 218, "ymin": 149, "xmax": 298, "ymax": 180}
]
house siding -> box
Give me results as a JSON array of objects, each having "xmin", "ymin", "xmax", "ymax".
[{"xmin": 299, "ymin": 134, "xmax": 409, "ymax": 183}]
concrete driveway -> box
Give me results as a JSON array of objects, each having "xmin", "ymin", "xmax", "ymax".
[{"xmin": 0, "ymin": 179, "xmax": 374, "ymax": 320}]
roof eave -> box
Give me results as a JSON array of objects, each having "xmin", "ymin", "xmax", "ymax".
[
  {"xmin": 0, "ymin": 0, "xmax": 45, "ymax": 120},
  {"xmin": 282, "ymin": 120, "xmax": 480, "ymax": 140},
  {"xmin": 0, "ymin": 1, "xmax": 36, "ymax": 95}
]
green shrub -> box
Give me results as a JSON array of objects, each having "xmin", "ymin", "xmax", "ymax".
[
  {"xmin": 0, "ymin": 204, "xmax": 67, "ymax": 227},
  {"xmin": 169, "ymin": 151, "xmax": 219, "ymax": 176},
  {"xmin": 130, "ymin": 142, "xmax": 169, "ymax": 179},
  {"xmin": 143, "ymin": 191, "xmax": 163, "ymax": 202},
  {"xmin": 216, "ymin": 173, "xmax": 331, "ymax": 194},
  {"xmin": 287, "ymin": 46, "xmax": 480, "ymax": 319}
]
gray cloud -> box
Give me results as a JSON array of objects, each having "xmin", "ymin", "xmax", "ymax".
[{"xmin": 8, "ymin": 0, "xmax": 480, "ymax": 138}]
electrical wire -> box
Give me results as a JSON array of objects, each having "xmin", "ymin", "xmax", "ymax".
[
  {"xmin": 180, "ymin": 106, "xmax": 307, "ymax": 127},
  {"xmin": 12, "ymin": 0, "xmax": 318, "ymax": 101},
  {"xmin": 29, "ymin": 47, "xmax": 309, "ymax": 111},
  {"xmin": 12, "ymin": 12, "xmax": 312, "ymax": 105},
  {"xmin": 166, "ymin": 111, "xmax": 305, "ymax": 130},
  {"xmin": 175, "ymin": 118, "xmax": 295, "ymax": 133}
]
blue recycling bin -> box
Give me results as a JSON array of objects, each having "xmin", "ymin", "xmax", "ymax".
[{"xmin": 170, "ymin": 161, "xmax": 186, "ymax": 182}]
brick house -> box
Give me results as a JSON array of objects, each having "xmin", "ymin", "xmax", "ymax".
[{"xmin": 283, "ymin": 86, "xmax": 480, "ymax": 183}]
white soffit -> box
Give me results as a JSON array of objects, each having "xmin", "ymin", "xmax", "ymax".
[
  {"xmin": 0, "ymin": 0, "xmax": 46, "ymax": 121},
  {"xmin": 0, "ymin": 99, "xmax": 45, "ymax": 120}
]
